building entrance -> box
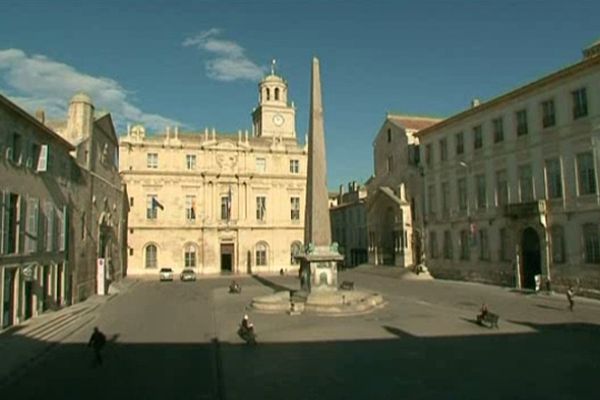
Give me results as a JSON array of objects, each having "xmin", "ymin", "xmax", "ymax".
[
  {"xmin": 24, "ymin": 281, "xmax": 33, "ymax": 320},
  {"xmin": 220, "ymin": 243, "xmax": 234, "ymax": 272},
  {"xmin": 521, "ymin": 227, "xmax": 542, "ymax": 289},
  {"xmin": 2, "ymin": 268, "xmax": 16, "ymax": 328}
]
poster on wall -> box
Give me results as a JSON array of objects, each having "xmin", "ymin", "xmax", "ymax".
[{"xmin": 97, "ymin": 258, "xmax": 106, "ymax": 295}]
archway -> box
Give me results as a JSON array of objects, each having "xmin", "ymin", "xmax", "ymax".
[{"xmin": 521, "ymin": 227, "xmax": 541, "ymax": 289}]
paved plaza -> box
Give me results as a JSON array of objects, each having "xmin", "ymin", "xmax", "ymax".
[{"xmin": 2, "ymin": 268, "xmax": 599, "ymax": 399}]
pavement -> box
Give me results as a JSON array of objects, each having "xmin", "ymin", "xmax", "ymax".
[
  {"xmin": 0, "ymin": 277, "xmax": 139, "ymax": 389},
  {"xmin": 1, "ymin": 268, "xmax": 599, "ymax": 400}
]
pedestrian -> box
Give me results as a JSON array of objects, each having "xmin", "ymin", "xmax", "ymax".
[
  {"xmin": 566, "ymin": 286, "xmax": 575, "ymax": 311},
  {"xmin": 88, "ymin": 326, "xmax": 107, "ymax": 366}
]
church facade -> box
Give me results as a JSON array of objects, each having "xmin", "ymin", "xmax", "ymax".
[{"xmin": 120, "ymin": 70, "xmax": 307, "ymax": 276}]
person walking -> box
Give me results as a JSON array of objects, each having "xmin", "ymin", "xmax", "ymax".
[
  {"xmin": 566, "ymin": 286, "xmax": 575, "ymax": 311},
  {"xmin": 88, "ymin": 326, "xmax": 107, "ymax": 366}
]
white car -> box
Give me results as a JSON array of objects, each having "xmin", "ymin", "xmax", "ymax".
[
  {"xmin": 159, "ymin": 268, "xmax": 174, "ymax": 281},
  {"xmin": 180, "ymin": 268, "xmax": 197, "ymax": 282}
]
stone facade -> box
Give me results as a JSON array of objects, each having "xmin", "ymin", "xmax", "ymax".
[
  {"xmin": 0, "ymin": 93, "xmax": 128, "ymax": 330},
  {"xmin": 366, "ymin": 114, "xmax": 441, "ymax": 268},
  {"xmin": 416, "ymin": 41, "xmax": 600, "ymax": 297},
  {"xmin": 120, "ymin": 69, "xmax": 307, "ymax": 276},
  {"xmin": 330, "ymin": 182, "xmax": 368, "ymax": 267}
]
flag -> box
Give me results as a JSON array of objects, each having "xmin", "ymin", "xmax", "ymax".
[
  {"xmin": 190, "ymin": 199, "xmax": 196, "ymax": 220},
  {"xmin": 152, "ymin": 197, "xmax": 164, "ymax": 211},
  {"xmin": 227, "ymin": 186, "xmax": 232, "ymax": 220}
]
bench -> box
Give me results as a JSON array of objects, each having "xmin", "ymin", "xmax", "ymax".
[
  {"xmin": 339, "ymin": 281, "xmax": 354, "ymax": 291},
  {"xmin": 477, "ymin": 312, "xmax": 499, "ymax": 328}
]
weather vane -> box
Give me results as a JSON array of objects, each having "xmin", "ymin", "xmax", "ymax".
[{"xmin": 271, "ymin": 59, "xmax": 276, "ymax": 75}]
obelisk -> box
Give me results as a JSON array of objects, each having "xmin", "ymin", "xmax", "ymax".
[{"xmin": 298, "ymin": 57, "xmax": 343, "ymax": 293}]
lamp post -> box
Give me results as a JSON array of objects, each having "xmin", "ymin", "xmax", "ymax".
[{"xmin": 459, "ymin": 161, "xmax": 475, "ymax": 248}]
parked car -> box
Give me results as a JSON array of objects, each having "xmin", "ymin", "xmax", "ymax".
[
  {"xmin": 159, "ymin": 268, "xmax": 174, "ymax": 281},
  {"xmin": 180, "ymin": 268, "xmax": 197, "ymax": 282}
]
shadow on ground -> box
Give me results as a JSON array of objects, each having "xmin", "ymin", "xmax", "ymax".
[{"xmin": 3, "ymin": 320, "xmax": 600, "ymax": 400}]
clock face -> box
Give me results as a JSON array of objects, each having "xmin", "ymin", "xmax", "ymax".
[{"xmin": 273, "ymin": 114, "xmax": 285, "ymax": 126}]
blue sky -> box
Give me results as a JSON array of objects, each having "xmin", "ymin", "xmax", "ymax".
[{"xmin": 1, "ymin": 0, "xmax": 599, "ymax": 190}]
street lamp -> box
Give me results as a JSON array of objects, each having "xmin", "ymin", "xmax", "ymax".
[{"xmin": 458, "ymin": 161, "xmax": 475, "ymax": 247}]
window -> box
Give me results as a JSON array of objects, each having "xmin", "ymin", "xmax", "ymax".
[
  {"xmin": 439, "ymin": 138, "xmax": 448, "ymax": 162},
  {"xmin": 473, "ymin": 125, "xmax": 483, "ymax": 149},
  {"xmin": 492, "ymin": 117, "xmax": 504, "ymax": 143},
  {"xmin": 266, "ymin": 88, "xmax": 270, "ymax": 101},
  {"xmin": 499, "ymin": 228, "xmax": 512, "ymax": 262},
  {"xmin": 184, "ymin": 244, "xmax": 196, "ymax": 268},
  {"xmin": 572, "ymin": 88, "xmax": 588, "ymax": 119},
  {"xmin": 255, "ymin": 242, "xmax": 268, "ymax": 266},
  {"xmin": 583, "ymin": 223, "xmax": 600, "ymax": 263},
  {"xmin": 290, "ymin": 159, "xmax": 299, "ymax": 174},
  {"xmin": 290, "ymin": 197, "xmax": 300, "ymax": 220},
  {"xmin": 577, "ymin": 152, "xmax": 596, "ymax": 195},
  {"xmin": 496, "ymin": 170, "xmax": 508, "ymax": 206},
  {"xmin": 129, "ymin": 197, "xmax": 134, "ymax": 207},
  {"xmin": 25, "ymin": 198, "xmax": 39, "ymax": 253},
  {"xmin": 186, "ymin": 154, "xmax": 196, "ymax": 170},
  {"xmin": 28, "ymin": 142, "xmax": 41, "ymax": 169},
  {"xmin": 256, "ymin": 196, "xmax": 266, "ymax": 221},
  {"xmin": 275, "ymin": 88, "xmax": 280, "ymax": 101},
  {"xmin": 387, "ymin": 155, "xmax": 393, "ymax": 173},
  {"xmin": 45, "ymin": 201, "xmax": 54, "ymax": 252},
  {"xmin": 185, "ymin": 195, "xmax": 196, "ymax": 221},
  {"xmin": 291, "ymin": 241, "xmax": 302, "ymax": 264},
  {"xmin": 541, "ymin": 99, "xmax": 556, "ymax": 128},
  {"xmin": 443, "ymin": 230, "xmax": 453, "ymax": 260},
  {"xmin": 459, "ymin": 230, "xmax": 470, "ymax": 260},
  {"xmin": 429, "ymin": 231, "xmax": 438, "ymax": 259},
  {"xmin": 147, "ymin": 153, "xmax": 158, "ymax": 169},
  {"xmin": 387, "ymin": 128, "xmax": 392, "ymax": 143},
  {"xmin": 545, "ymin": 158, "xmax": 562, "ymax": 199},
  {"xmin": 516, "ymin": 109, "xmax": 528, "ymax": 136},
  {"xmin": 145, "ymin": 244, "xmax": 157, "ymax": 269},
  {"xmin": 256, "ymin": 157, "xmax": 266, "ymax": 172},
  {"xmin": 427, "ymin": 184, "xmax": 436, "ymax": 217},
  {"xmin": 479, "ymin": 228, "xmax": 489, "ymax": 260},
  {"xmin": 221, "ymin": 196, "xmax": 231, "ymax": 220},
  {"xmin": 476, "ymin": 174, "xmax": 486, "ymax": 209},
  {"xmin": 458, "ymin": 178, "xmax": 467, "ymax": 211},
  {"xmin": 81, "ymin": 212, "xmax": 86, "ymax": 240},
  {"xmin": 146, "ymin": 195, "xmax": 158, "ymax": 219},
  {"xmin": 9, "ymin": 133, "xmax": 22, "ymax": 164},
  {"xmin": 551, "ymin": 226, "xmax": 565, "ymax": 264},
  {"xmin": 441, "ymin": 182, "xmax": 450, "ymax": 217},
  {"xmin": 455, "ymin": 132, "xmax": 464, "ymax": 155},
  {"xmin": 425, "ymin": 144, "xmax": 432, "ymax": 166},
  {"xmin": 518, "ymin": 165, "xmax": 534, "ymax": 202}
]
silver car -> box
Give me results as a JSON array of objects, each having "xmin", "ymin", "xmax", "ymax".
[
  {"xmin": 180, "ymin": 268, "xmax": 196, "ymax": 282},
  {"xmin": 159, "ymin": 268, "xmax": 174, "ymax": 281}
]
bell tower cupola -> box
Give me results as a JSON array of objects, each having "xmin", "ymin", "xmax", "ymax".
[{"xmin": 252, "ymin": 59, "xmax": 296, "ymax": 140}]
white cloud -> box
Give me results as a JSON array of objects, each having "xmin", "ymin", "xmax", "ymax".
[
  {"xmin": 183, "ymin": 29, "xmax": 265, "ymax": 81},
  {"xmin": 0, "ymin": 48, "xmax": 181, "ymax": 132}
]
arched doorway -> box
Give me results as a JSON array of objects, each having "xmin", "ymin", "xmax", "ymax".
[
  {"xmin": 521, "ymin": 227, "xmax": 541, "ymax": 289},
  {"xmin": 381, "ymin": 206, "xmax": 395, "ymax": 265}
]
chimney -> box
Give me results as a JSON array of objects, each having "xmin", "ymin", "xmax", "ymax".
[
  {"xmin": 174, "ymin": 125, "xmax": 179, "ymax": 139},
  {"xmin": 471, "ymin": 98, "xmax": 481, "ymax": 108},
  {"xmin": 204, "ymin": 127, "xmax": 209, "ymax": 141},
  {"xmin": 127, "ymin": 123, "xmax": 131, "ymax": 136},
  {"xmin": 35, "ymin": 109, "xmax": 45, "ymax": 124},
  {"xmin": 166, "ymin": 126, "xmax": 171, "ymax": 139}
]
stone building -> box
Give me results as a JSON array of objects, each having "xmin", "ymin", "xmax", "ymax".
[
  {"xmin": 366, "ymin": 114, "xmax": 441, "ymax": 267},
  {"xmin": 330, "ymin": 181, "xmax": 368, "ymax": 267},
  {"xmin": 120, "ymin": 69, "xmax": 307, "ymax": 276},
  {"xmin": 416, "ymin": 40, "xmax": 600, "ymax": 296},
  {"xmin": 0, "ymin": 93, "xmax": 128, "ymax": 329}
]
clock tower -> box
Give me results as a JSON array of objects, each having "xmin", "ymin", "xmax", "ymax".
[{"xmin": 252, "ymin": 60, "xmax": 296, "ymax": 140}]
